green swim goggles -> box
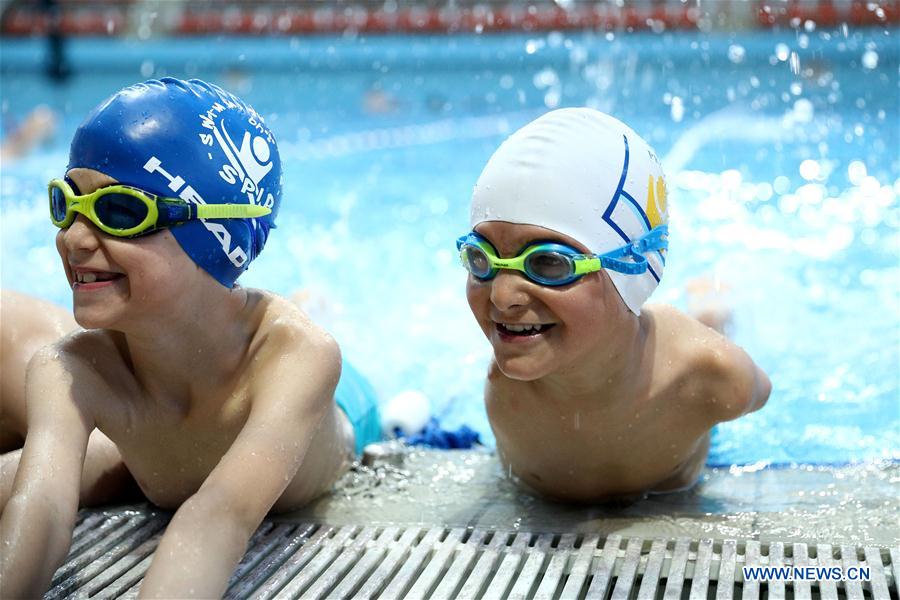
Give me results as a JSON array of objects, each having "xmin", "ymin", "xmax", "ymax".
[
  {"xmin": 48, "ymin": 178, "xmax": 270, "ymax": 238},
  {"xmin": 456, "ymin": 225, "xmax": 668, "ymax": 287}
]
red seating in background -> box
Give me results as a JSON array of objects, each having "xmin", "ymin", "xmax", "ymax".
[
  {"xmin": 1, "ymin": 0, "xmax": 897, "ymax": 36},
  {"xmin": 758, "ymin": 0, "xmax": 899, "ymax": 27},
  {"xmin": 174, "ymin": 4, "xmax": 702, "ymax": 35}
]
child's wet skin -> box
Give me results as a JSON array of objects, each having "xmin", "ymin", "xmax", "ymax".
[
  {"xmin": 58, "ymin": 171, "xmax": 128, "ymax": 293},
  {"xmin": 464, "ymin": 108, "xmax": 770, "ymax": 503},
  {"xmin": 0, "ymin": 79, "xmax": 364, "ymax": 600},
  {"xmin": 466, "ymin": 221, "xmax": 632, "ymax": 384}
]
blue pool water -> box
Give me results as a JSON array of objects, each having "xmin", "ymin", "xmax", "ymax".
[{"xmin": 1, "ymin": 30, "xmax": 897, "ymax": 467}]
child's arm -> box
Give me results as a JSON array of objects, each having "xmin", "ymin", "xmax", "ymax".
[
  {"xmin": 138, "ymin": 330, "xmax": 342, "ymax": 599},
  {"xmin": 0, "ymin": 347, "xmax": 93, "ymax": 597},
  {"xmin": 702, "ymin": 334, "xmax": 772, "ymax": 421}
]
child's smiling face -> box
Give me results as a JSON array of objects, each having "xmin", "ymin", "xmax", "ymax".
[
  {"xmin": 465, "ymin": 220, "xmax": 629, "ymax": 381},
  {"xmin": 56, "ymin": 168, "xmax": 201, "ymax": 330}
]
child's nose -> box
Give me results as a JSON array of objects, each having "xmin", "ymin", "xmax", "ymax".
[
  {"xmin": 489, "ymin": 270, "xmax": 531, "ymax": 310},
  {"xmin": 61, "ymin": 214, "xmax": 103, "ymax": 253}
]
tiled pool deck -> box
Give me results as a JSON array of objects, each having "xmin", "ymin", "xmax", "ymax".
[{"xmin": 285, "ymin": 447, "xmax": 899, "ymax": 549}]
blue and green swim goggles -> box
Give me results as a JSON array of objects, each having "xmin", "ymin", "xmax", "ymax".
[
  {"xmin": 456, "ymin": 225, "xmax": 668, "ymax": 287},
  {"xmin": 49, "ymin": 178, "xmax": 270, "ymax": 238}
]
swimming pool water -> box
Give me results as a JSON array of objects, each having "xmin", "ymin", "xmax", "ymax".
[{"xmin": 1, "ymin": 30, "xmax": 897, "ymax": 467}]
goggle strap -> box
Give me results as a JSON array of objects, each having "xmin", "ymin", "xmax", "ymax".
[
  {"xmin": 573, "ymin": 257, "xmax": 602, "ymax": 275},
  {"xmin": 636, "ymin": 226, "xmax": 669, "ymax": 253},
  {"xmin": 598, "ymin": 225, "xmax": 668, "ymax": 275},
  {"xmin": 156, "ymin": 199, "xmax": 192, "ymax": 227},
  {"xmin": 196, "ymin": 204, "xmax": 272, "ymax": 220},
  {"xmin": 602, "ymin": 255, "xmax": 648, "ymax": 275}
]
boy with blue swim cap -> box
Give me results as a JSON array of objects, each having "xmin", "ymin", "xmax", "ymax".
[
  {"xmin": 459, "ymin": 108, "xmax": 771, "ymax": 502},
  {"xmin": 0, "ymin": 78, "xmax": 378, "ymax": 597},
  {"xmin": 62, "ymin": 77, "xmax": 279, "ymax": 286}
]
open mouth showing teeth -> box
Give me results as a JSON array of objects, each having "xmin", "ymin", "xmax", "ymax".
[
  {"xmin": 74, "ymin": 272, "xmax": 123, "ymax": 284},
  {"xmin": 496, "ymin": 323, "xmax": 555, "ymax": 336}
]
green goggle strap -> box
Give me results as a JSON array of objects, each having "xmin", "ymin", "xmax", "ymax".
[
  {"xmin": 193, "ymin": 203, "xmax": 270, "ymax": 220},
  {"xmin": 573, "ymin": 256, "xmax": 603, "ymax": 274}
]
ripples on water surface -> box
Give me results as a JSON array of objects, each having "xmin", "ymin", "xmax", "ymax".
[{"xmin": 1, "ymin": 31, "xmax": 897, "ymax": 466}]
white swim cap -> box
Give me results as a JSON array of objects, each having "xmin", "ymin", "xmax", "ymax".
[{"xmin": 470, "ymin": 108, "xmax": 668, "ymax": 314}]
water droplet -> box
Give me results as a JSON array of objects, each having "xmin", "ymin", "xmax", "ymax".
[
  {"xmin": 670, "ymin": 96, "xmax": 684, "ymax": 123},
  {"xmin": 727, "ymin": 44, "xmax": 745, "ymax": 64},
  {"xmin": 775, "ymin": 43, "xmax": 790, "ymax": 62},
  {"xmin": 789, "ymin": 51, "xmax": 801, "ymax": 75},
  {"xmin": 861, "ymin": 50, "xmax": 879, "ymax": 70}
]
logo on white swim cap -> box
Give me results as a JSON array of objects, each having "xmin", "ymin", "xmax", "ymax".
[{"xmin": 470, "ymin": 108, "xmax": 668, "ymax": 314}]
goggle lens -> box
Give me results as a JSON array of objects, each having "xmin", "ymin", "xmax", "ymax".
[
  {"xmin": 50, "ymin": 186, "xmax": 68, "ymax": 222},
  {"xmin": 94, "ymin": 193, "xmax": 150, "ymax": 230},
  {"xmin": 461, "ymin": 245, "xmax": 492, "ymax": 278},
  {"xmin": 524, "ymin": 251, "xmax": 574, "ymax": 283}
]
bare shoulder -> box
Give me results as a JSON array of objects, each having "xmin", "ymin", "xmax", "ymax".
[
  {"xmin": 244, "ymin": 290, "xmax": 342, "ymax": 406},
  {"xmin": 644, "ymin": 303, "xmax": 725, "ymax": 353},
  {"xmin": 644, "ymin": 304, "xmax": 771, "ymax": 423},
  {"xmin": 23, "ymin": 328, "xmax": 127, "ymax": 431},
  {"xmin": 34, "ymin": 328, "xmax": 121, "ymax": 377},
  {"xmin": 57, "ymin": 326, "xmax": 118, "ymax": 354},
  {"xmin": 249, "ymin": 290, "xmax": 339, "ymax": 359}
]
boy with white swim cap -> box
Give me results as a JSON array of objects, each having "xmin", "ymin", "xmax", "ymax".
[
  {"xmin": 0, "ymin": 78, "xmax": 379, "ymax": 597},
  {"xmin": 458, "ymin": 108, "xmax": 770, "ymax": 501}
]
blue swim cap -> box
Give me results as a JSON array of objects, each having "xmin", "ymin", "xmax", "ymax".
[{"xmin": 67, "ymin": 77, "xmax": 282, "ymax": 288}]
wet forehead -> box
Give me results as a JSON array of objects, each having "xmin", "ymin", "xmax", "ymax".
[
  {"xmin": 66, "ymin": 168, "xmax": 118, "ymax": 195},
  {"xmin": 473, "ymin": 221, "xmax": 591, "ymax": 255}
]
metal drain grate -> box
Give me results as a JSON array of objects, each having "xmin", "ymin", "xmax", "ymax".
[{"xmin": 46, "ymin": 510, "xmax": 898, "ymax": 599}]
